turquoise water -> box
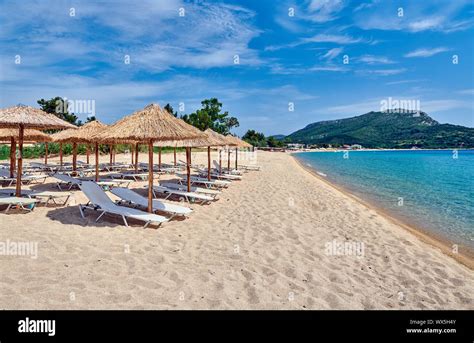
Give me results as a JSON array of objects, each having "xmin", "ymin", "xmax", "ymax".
[{"xmin": 295, "ymin": 150, "xmax": 474, "ymax": 249}]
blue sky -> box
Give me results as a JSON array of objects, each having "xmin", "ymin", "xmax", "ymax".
[{"xmin": 0, "ymin": 0, "xmax": 473, "ymax": 136}]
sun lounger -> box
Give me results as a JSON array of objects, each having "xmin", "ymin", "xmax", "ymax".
[
  {"xmin": 80, "ymin": 177, "xmax": 131, "ymax": 188},
  {"xmin": 29, "ymin": 162, "xmax": 58, "ymax": 172},
  {"xmin": 0, "ymin": 169, "xmax": 48, "ymax": 186},
  {"xmin": 213, "ymin": 161, "xmax": 243, "ymax": 175},
  {"xmin": 151, "ymin": 185, "xmax": 214, "ymax": 204},
  {"xmin": 100, "ymin": 163, "xmax": 132, "ymax": 172},
  {"xmin": 238, "ymin": 164, "xmax": 260, "ymax": 171},
  {"xmin": 0, "ymin": 188, "xmax": 34, "ymax": 197},
  {"xmin": 177, "ymin": 175, "xmax": 230, "ymax": 188},
  {"xmin": 110, "ymin": 187, "xmax": 193, "ymax": 218},
  {"xmin": 109, "ymin": 172, "xmax": 150, "ymax": 181},
  {"xmin": 29, "ymin": 191, "xmax": 73, "ymax": 206},
  {"xmin": 198, "ymin": 170, "xmax": 242, "ymax": 181},
  {"xmin": 63, "ymin": 168, "xmax": 96, "ymax": 178},
  {"xmin": 0, "ymin": 196, "xmax": 39, "ymax": 213},
  {"xmin": 160, "ymin": 182, "xmax": 220, "ymax": 198},
  {"xmin": 52, "ymin": 173, "xmax": 124, "ymax": 190},
  {"xmin": 79, "ymin": 181, "xmax": 168, "ymax": 228}
]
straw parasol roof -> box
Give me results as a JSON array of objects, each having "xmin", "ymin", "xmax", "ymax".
[
  {"xmin": 204, "ymin": 128, "xmax": 234, "ymax": 146},
  {"xmin": 94, "ymin": 103, "xmax": 206, "ymax": 213},
  {"xmin": 154, "ymin": 128, "xmax": 229, "ymax": 148},
  {"xmin": 94, "ymin": 104, "xmax": 206, "ymax": 143},
  {"xmin": 0, "ymin": 104, "xmax": 77, "ymax": 130},
  {"xmin": 225, "ymin": 134, "xmax": 252, "ymax": 148},
  {"xmin": 52, "ymin": 120, "xmax": 108, "ymax": 143},
  {"xmin": 0, "ymin": 104, "xmax": 77, "ymax": 197},
  {"xmin": 0, "ymin": 128, "xmax": 52, "ymax": 142}
]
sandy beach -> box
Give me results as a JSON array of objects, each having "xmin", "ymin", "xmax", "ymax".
[{"xmin": 0, "ymin": 150, "xmax": 472, "ymax": 310}]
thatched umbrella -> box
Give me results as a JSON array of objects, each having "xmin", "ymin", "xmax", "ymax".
[
  {"xmin": 94, "ymin": 104, "xmax": 205, "ymax": 212},
  {"xmin": 156, "ymin": 128, "xmax": 228, "ymax": 181},
  {"xmin": 225, "ymin": 135, "xmax": 252, "ymax": 170},
  {"xmin": 0, "ymin": 128, "xmax": 52, "ymax": 177},
  {"xmin": 0, "ymin": 105, "xmax": 76, "ymax": 196},
  {"xmin": 204, "ymin": 129, "xmax": 231, "ymax": 179},
  {"xmin": 52, "ymin": 120, "xmax": 108, "ymax": 181}
]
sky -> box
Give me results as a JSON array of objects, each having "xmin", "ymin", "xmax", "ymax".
[{"xmin": 0, "ymin": 0, "xmax": 473, "ymax": 136}]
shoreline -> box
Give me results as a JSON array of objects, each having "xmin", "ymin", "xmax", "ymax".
[{"xmin": 290, "ymin": 153, "xmax": 474, "ymax": 270}]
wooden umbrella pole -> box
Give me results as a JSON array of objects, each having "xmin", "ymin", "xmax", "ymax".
[
  {"xmin": 186, "ymin": 147, "xmax": 191, "ymax": 192},
  {"xmin": 131, "ymin": 144, "xmax": 134, "ymax": 165},
  {"xmin": 235, "ymin": 147, "xmax": 238, "ymax": 170},
  {"xmin": 86, "ymin": 145, "xmax": 90, "ymax": 164},
  {"xmin": 59, "ymin": 143, "xmax": 63, "ymax": 168},
  {"xmin": 158, "ymin": 147, "xmax": 161, "ymax": 171},
  {"xmin": 72, "ymin": 142, "xmax": 77, "ymax": 172},
  {"xmin": 15, "ymin": 124, "xmax": 24, "ymax": 197},
  {"xmin": 147, "ymin": 140, "xmax": 154, "ymax": 213},
  {"xmin": 207, "ymin": 146, "xmax": 211, "ymax": 181},
  {"xmin": 95, "ymin": 143, "xmax": 99, "ymax": 182},
  {"xmin": 109, "ymin": 145, "xmax": 113, "ymax": 165},
  {"xmin": 44, "ymin": 142, "xmax": 48, "ymax": 164},
  {"xmin": 113, "ymin": 145, "xmax": 116, "ymax": 164},
  {"xmin": 173, "ymin": 147, "xmax": 176, "ymax": 166},
  {"xmin": 227, "ymin": 148, "xmax": 230, "ymax": 171},
  {"xmin": 134, "ymin": 143, "xmax": 139, "ymax": 172},
  {"xmin": 10, "ymin": 137, "xmax": 16, "ymax": 178},
  {"xmin": 219, "ymin": 149, "xmax": 222, "ymax": 175}
]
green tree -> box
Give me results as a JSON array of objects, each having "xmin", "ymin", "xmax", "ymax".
[
  {"xmin": 242, "ymin": 129, "xmax": 266, "ymax": 147},
  {"xmin": 164, "ymin": 103, "xmax": 178, "ymax": 117},
  {"xmin": 37, "ymin": 97, "xmax": 79, "ymax": 125},
  {"xmin": 182, "ymin": 98, "xmax": 239, "ymax": 134}
]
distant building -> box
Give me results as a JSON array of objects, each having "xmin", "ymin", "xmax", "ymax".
[
  {"xmin": 350, "ymin": 144, "xmax": 363, "ymax": 150},
  {"xmin": 286, "ymin": 143, "xmax": 305, "ymax": 150}
]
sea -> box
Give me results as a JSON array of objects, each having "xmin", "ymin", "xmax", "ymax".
[{"xmin": 294, "ymin": 150, "xmax": 474, "ymax": 250}]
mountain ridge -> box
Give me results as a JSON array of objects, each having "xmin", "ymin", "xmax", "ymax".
[{"xmin": 286, "ymin": 110, "xmax": 474, "ymax": 148}]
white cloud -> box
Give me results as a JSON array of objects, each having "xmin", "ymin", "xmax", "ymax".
[
  {"xmin": 408, "ymin": 17, "xmax": 445, "ymax": 32},
  {"xmin": 303, "ymin": 34, "xmax": 363, "ymax": 44},
  {"xmin": 385, "ymin": 79, "xmax": 424, "ymax": 86},
  {"xmin": 358, "ymin": 55, "xmax": 395, "ymax": 64},
  {"xmin": 357, "ymin": 68, "xmax": 407, "ymax": 76},
  {"xmin": 404, "ymin": 47, "xmax": 450, "ymax": 58},
  {"xmin": 310, "ymin": 66, "xmax": 348, "ymax": 72},
  {"xmin": 353, "ymin": 0, "xmax": 473, "ymax": 33},
  {"xmin": 0, "ymin": 1, "xmax": 262, "ymax": 72},
  {"xmin": 320, "ymin": 47, "xmax": 344, "ymax": 61},
  {"xmin": 306, "ymin": 0, "xmax": 346, "ymax": 23}
]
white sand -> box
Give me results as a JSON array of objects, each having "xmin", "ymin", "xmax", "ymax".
[{"xmin": 0, "ymin": 150, "xmax": 472, "ymax": 309}]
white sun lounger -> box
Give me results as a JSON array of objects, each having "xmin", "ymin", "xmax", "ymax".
[
  {"xmin": 213, "ymin": 161, "xmax": 244, "ymax": 175},
  {"xmin": 160, "ymin": 182, "xmax": 220, "ymax": 198},
  {"xmin": 238, "ymin": 164, "xmax": 260, "ymax": 171},
  {"xmin": 0, "ymin": 188, "xmax": 34, "ymax": 197},
  {"xmin": 198, "ymin": 170, "xmax": 242, "ymax": 180},
  {"xmin": 110, "ymin": 187, "xmax": 193, "ymax": 218},
  {"xmin": 151, "ymin": 185, "xmax": 214, "ymax": 204},
  {"xmin": 109, "ymin": 172, "xmax": 150, "ymax": 181},
  {"xmin": 0, "ymin": 169, "xmax": 48, "ymax": 186},
  {"xmin": 79, "ymin": 181, "xmax": 168, "ymax": 228},
  {"xmin": 0, "ymin": 196, "xmax": 39, "ymax": 213},
  {"xmin": 178, "ymin": 175, "xmax": 231, "ymax": 188},
  {"xmin": 52, "ymin": 173, "xmax": 124, "ymax": 190},
  {"xmin": 29, "ymin": 191, "xmax": 73, "ymax": 206}
]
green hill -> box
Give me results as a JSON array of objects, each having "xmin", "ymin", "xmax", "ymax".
[{"xmin": 287, "ymin": 110, "xmax": 474, "ymax": 148}]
